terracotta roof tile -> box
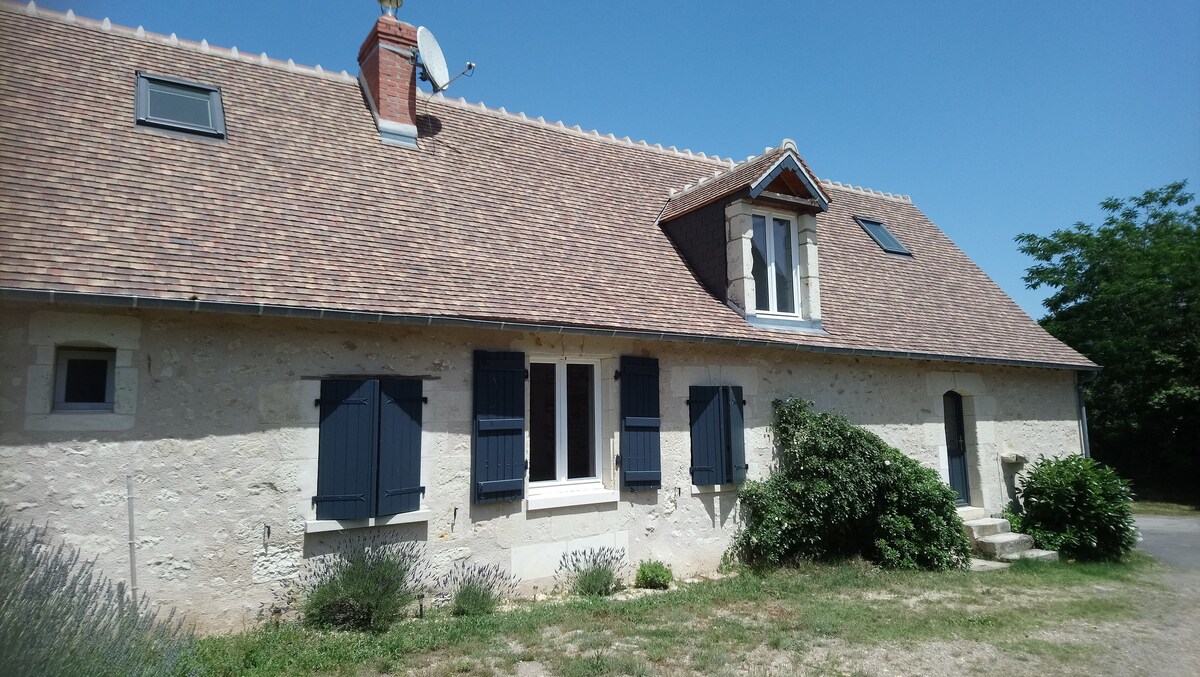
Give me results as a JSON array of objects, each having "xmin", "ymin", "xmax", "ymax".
[{"xmin": 0, "ymin": 5, "xmax": 1094, "ymax": 369}]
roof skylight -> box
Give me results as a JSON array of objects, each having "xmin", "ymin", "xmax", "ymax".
[
  {"xmin": 854, "ymin": 216, "xmax": 910, "ymax": 255},
  {"xmin": 135, "ymin": 72, "xmax": 226, "ymax": 138}
]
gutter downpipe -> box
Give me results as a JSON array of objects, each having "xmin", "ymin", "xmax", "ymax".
[{"xmin": 1076, "ymin": 370, "xmax": 1094, "ymax": 458}]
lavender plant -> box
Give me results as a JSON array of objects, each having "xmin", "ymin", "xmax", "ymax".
[
  {"xmin": 437, "ymin": 561, "xmax": 519, "ymax": 616},
  {"xmin": 0, "ymin": 511, "xmax": 195, "ymax": 676},
  {"xmin": 556, "ymin": 547, "xmax": 627, "ymax": 597},
  {"xmin": 299, "ymin": 536, "xmax": 428, "ymax": 633}
]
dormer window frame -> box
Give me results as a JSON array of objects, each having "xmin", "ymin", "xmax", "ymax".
[{"xmin": 749, "ymin": 208, "xmax": 803, "ymax": 318}]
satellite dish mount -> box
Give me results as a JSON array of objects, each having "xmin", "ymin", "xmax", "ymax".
[{"xmin": 415, "ymin": 26, "xmax": 475, "ymax": 93}]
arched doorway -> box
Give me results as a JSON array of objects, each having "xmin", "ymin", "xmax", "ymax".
[{"xmin": 943, "ymin": 391, "xmax": 970, "ymax": 506}]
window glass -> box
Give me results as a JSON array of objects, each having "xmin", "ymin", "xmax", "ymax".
[
  {"xmin": 565, "ymin": 364, "xmax": 595, "ymax": 479},
  {"xmin": 855, "ymin": 217, "xmax": 911, "ymax": 255},
  {"xmin": 528, "ymin": 363, "xmax": 557, "ymax": 482},
  {"xmin": 147, "ymin": 81, "xmax": 213, "ymax": 129},
  {"xmin": 64, "ymin": 357, "xmax": 108, "ymax": 403},
  {"xmin": 751, "ymin": 215, "xmax": 769, "ymax": 311},
  {"xmin": 772, "ymin": 217, "xmax": 795, "ymax": 313}
]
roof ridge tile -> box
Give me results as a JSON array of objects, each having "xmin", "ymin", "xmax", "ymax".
[{"xmin": 819, "ymin": 178, "xmax": 912, "ymax": 204}]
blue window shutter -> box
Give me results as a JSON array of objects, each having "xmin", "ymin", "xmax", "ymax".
[
  {"xmin": 620, "ymin": 356, "xmax": 661, "ymax": 491},
  {"xmin": 689, "ymin": 385, "xmax": 724, "ymax": 485},
  {"xmin": 377, "ymin": 379, "xmax": 424, "ymax": 517},
  {"xmin": 473, "ymin": 350, "xmax": 526, "ymax": 503},
  {"xmin": 726, "ymin": 386, "xmax": 748, "ymax": 484},
  {"xmin": 314, "ymin": 379, "xmax": 377, "ymax": 520}
]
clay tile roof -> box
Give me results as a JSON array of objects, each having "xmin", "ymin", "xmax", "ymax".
[{"xmin": 0, "ymin": 4, "xmax": 1095, "ymax": 370}]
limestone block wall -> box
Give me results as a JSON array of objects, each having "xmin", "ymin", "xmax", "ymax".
[{"xmin": 0, "ymin": 303, "xmax": 1083, "ymax": 632}]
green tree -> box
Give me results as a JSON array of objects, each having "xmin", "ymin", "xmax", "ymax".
[{"xmin": 1016, "ymin": 181, "xmax": 1199, "ymax": 502}]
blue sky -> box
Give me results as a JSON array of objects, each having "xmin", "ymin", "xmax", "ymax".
[{"xmin": 39, "ymin": 0, "xmax": 1200, "ymax": 319}]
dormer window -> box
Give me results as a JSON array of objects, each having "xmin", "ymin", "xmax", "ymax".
[
  {"xmin": 750, "ymin": 212, "xmax": 799, "ymax": 314},
  {"xmin": 135, "ymin": 72, "xmax": 226, "ymax": 138}
]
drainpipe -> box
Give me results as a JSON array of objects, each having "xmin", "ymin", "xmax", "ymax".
[{"xmin": 1075, "ymin": 371, "xmax": 1094, "ymax": 459}]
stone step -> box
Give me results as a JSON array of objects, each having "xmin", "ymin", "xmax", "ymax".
[
  {"xmin": 969, "ymin": 558, "xmax": 1011, "ymax": 572},
  {"xmin": 957, "ymin": 506, "xmax": 986, "ymax": 521},
  {"xmin": 999, "ymin": 548, "xmax": 1059, "ymax": 563},
  {"xmin": 976, "ymin": 532, "xmax": 1035, "ymax": 558},
  {"xmin": 963, "ymin": 518, "xmax": 1011, "ymax": 543}
]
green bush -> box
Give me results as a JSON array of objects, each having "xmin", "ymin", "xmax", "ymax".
[
  {"xmin": 556, "ymin": 547, "xmax": 625, "ymax": 597},
  {"xmin": 437, "ymin": 561, "xmax": 518, "ymax": 616},
  {"xmin": 634, "ymin": 560, "xmax": 672, "ymax": 589},
  {"xmin": 1015, "ymin": 455, "xmax": 1138, "ymax": 561},
  {"xmin": 301, "ymin": 539, "xmax": 426, "ymax": 632},
  {"xmin": 0, "ymin": 511, "xmax": 195, "ymax": 676},
  {"xmin": 734, "ymin": 398, "xmax": 971, "ymax": 571}
]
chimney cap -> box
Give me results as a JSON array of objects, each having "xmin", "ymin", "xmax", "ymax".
[{"xmin": 379, "ymin": 0, "xmax": 403, "ymax": 18}]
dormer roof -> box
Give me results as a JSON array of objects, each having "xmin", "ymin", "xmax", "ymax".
[{"xmin": 659, "ymin": 140, "xmax": 831, "ymax": 222}]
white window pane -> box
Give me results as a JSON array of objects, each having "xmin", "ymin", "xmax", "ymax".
[
  {"xmin": 773, "ymin": 217, "xmax": 795, "ymax": 313},
  {"xmin": 528, "ymin": 363, "xmax": 556, "ymax": 481},
  {"xmin": 565, "ymin": 363, "xmax": 595, "ymax": 479},
  {"xmin": 751, "ymin": 215, "xmax": 770, "ymax": 311}
]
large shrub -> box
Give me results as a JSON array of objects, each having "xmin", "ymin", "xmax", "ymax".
[
  {"xmin": 0, "ymin": 512, "xmax": 195, "ymax": 676},
  {"xmin": 735, "ymin": 398, "xmax": 971, "ymax": 571},
  {"xmin": 301, "ymin": 539, "xmax": 427, "ymax": 632},
  {"xmin": 1015, "ymin": 455, "xmax": 1138, "ymax": 561}
]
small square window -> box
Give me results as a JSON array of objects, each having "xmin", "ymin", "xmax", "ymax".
[
  {"xmin": 854, "ymin": 216, "xmax": 911, "ymax": 255},
  {"xmin": 135, "ymin": 72, "xmax": 226, "ymax": 138},
  {"xmin": 54, "ymin": 348, "xmax": 116, "ymax": 411}
]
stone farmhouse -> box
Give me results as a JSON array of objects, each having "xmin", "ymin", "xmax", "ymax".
[{"xmin": 0, "ymin": 3, "xmax": 1096, "ymax": 630}]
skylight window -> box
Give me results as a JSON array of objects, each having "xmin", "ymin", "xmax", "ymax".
[
  {"xmin": 135, "ymin": 72, "xmax": 225, "ymax": 138},
  {"xmin": 854, "ymin": 216, "xmax": 911, "ymax": 255}
]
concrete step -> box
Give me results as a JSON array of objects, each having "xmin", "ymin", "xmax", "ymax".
[
  {"xmin": 999, "ymin": 548, "xmax": 1060, "ymax": 563},
  {"xmin": 963, "ymin": 518, "xmax": 1010, "ymax": 544},
  {"xmin": 976, "ymin": 532, "xmax": 1035, "ymax": 558},
  {"xmin": 969, "ymin": 558, "xmax": 1011, "ymax": 572},
  {"xmin": 957, "ymin": 506, "xmax": 986, "ymax": 521}
]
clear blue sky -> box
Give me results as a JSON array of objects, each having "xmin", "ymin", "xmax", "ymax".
[{"xmin": 39, "ymin": 0, "xmax": 1200, "ymax": 319}]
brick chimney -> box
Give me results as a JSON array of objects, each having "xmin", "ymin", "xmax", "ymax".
[{"xmin": 358, "ymin": 15, "xmax": 419, "ymax": 148}]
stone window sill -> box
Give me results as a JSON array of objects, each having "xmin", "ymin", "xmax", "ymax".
[
  {"xmin": 526, "ymin": 484, "xmax": 618, "ymax": 511},
  {"xmin": 305, "ymin": 508, "xmax": 431, "ymax": 533},
  {"xmin": 691, "ymin": 484, "xmax": 740, "ymax": 496}
]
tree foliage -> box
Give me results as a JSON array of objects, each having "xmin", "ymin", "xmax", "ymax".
[{"xmin": 1016, "ymin": 181, "xmax": 1199, "ymax": 501}]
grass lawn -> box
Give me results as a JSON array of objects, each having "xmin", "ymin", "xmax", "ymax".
[
  {"xmin": 189, "ymin": 556, "xmax": 1158, "ymax": 676},
  {"xmin": 1132, "ymin": 501, "xmax": 1199, "ymax": 516}
]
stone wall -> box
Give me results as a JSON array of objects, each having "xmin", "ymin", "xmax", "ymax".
[{"xmin": 0, "ymin": 304, "xmax": 1084, "ymax": 631}]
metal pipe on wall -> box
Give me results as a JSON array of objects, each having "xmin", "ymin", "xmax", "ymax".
[{"xmin": 126, "ymin": 474, "xmax": 139, "ymax": 601}]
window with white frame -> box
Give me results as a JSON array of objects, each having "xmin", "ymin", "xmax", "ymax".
[
  {"xmin": 528, "ymin": 360, "xmax": 600, "ymax": 484},
  {"xmin": 54, "ymin": 347, "xmax": 115, "ymax": 411},
  {"xmin": 750, "ymin": 211, "xmax": 801, "ymax": 315}
]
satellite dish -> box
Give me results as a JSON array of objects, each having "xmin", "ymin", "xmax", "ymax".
[{"xmin": 416, "ymin": 26, "xmax": 450, "ymax": 92}]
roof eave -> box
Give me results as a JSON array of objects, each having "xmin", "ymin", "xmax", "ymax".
[{"xmin": 0, "ymin": 287, "xmax": 1101, "ymax": 372}]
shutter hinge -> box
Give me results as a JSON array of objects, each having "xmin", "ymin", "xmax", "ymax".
[
  {"xmin": 741, "ymin": 400, "xmax": 747, "ymax": 406},
  {"xmin": 613, "ymin": 370, "xmax": 621, "ymax": 380},
  {"xmin": 313, "ymin": 399, "xmax": 321, "ymax": 407},
  {"xmin": 524, "ymin": 459, "xmax": 529, "ymax": 471},
  {"xmin": 615, "ymin": 454, "xmax": 622, "ymax": 468},
  {"xmin": 524, "ymin": 368, "xmax": 529, "ymax": 380},
  {"xmin": 736, "ymin": 464, "xmax": 750, "ymax": 470}
]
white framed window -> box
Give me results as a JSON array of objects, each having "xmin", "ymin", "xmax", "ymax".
[
  {"xmin": 527, "ymin": 358, "xmax": 602, "ymax": 485},
  {"xmin": 750, "ymin": 211, "xmax": 802, "ymax": 315},
  {"xmin": 54, "ymin": 348, "xmax": 116, "ymax": 411}
]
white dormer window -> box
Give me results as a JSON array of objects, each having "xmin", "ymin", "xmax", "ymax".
[{"xmin": 750, "ymin": 211, "xmax": 800, "ymax": 315}]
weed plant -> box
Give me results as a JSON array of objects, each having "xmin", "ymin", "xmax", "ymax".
[
  {"xmin": 557, "ymin": 547, "xmax": 626, "ymax": 597},
  {"xmin": 0, "ymin": 511, "xmax": 195, "ymax": 676},
  {"xmin": 634, "ymin": 560, "xmax": 673, "ymax": 589},
  {"xmin": 300, "ymin": 537, "xmax": 428, "ymax": 632},
  {"xmin": 437, "ymin": 561, "xmax": 519, "ymax": 616}
]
